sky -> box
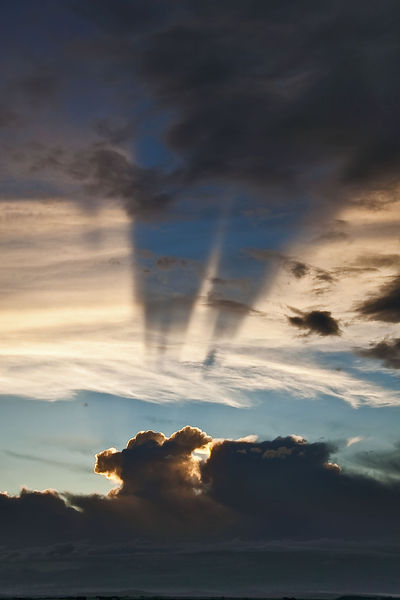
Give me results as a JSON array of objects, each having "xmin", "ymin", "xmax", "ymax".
[{"xmin": 1, "ymin": 0, "xmax": 400, "ymax": 596}]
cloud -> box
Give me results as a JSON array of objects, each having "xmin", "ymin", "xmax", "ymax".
[
  {"xmin": 132, "ymin": 2, "xmax": 399, "ymax": 202},
  {"xmin": 3, "ymin": 426, "xmax": 400, "ymax": 552},
  {"xmin": 0, "ymin": 487, "xmax": 81, "ymax": 547},
  {"xmin": 94, "ymin": 426, "xmax": 211, "ymax": 498},
  {"xmin": 357, "ymin": 276, "xmax": 400, "ymax": 322},
  {"xmin": 3, "ymin": 1, "xmax": 400, "ymax": 354},
  {"xmin": 246, "ymin": 248, "xmax": 332, "ymax": 283},
  {"xmin": 290, "ymin": 261, "xmax": 309, "ymax": 279},
  {"xmin": 354, "ymin": 442, "xmax": 400, "ymax": 481},
  {"xmin": 346, "ymin": 436, "xmax": 364, "ymax": 448},
  {"xmin": 118, "ymin": 0, "xmax": 400, "ymax": 204},
  {"xmin": 68, "ymin": 147, "xmax": 175, "ymax": 219},
  {"xmin": 357, "ymin": 337, "xmax": 400, "ymax": 369},
  {"xmin": 353, "ymin": 253, "xmax": 400, "ymax": 269},
  {"xmin": 205, "ymin": 295, "xmax": 265, "ymax": 317},
  {"xmin": 288, "ymin": 309, "xmax": 341, "ymax": 336}
]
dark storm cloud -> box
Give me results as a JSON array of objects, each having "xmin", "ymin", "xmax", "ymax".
[
  {"xmin": 2, "ymin": 426, "xmax": 400, "ymax": 551},
  {"xmin": 116, "ymin": 0, "xmax": 400, "ymax": 203},
  {"xmin": 357, "ymin": 337, "xmax": 400, "ymax": 369},
  {"xmin": 201, "ymin": 435, "xmax": 400, "ymax": 540},
  {"xmin": 357, "ymin": 276, "xmax": 400, "ymax": 322},
  {"xmin": 4, "ymin": 2, "xmax": 400, "ymax": 215},
  {"xmin": 288, "ymin": 309, "xmax": 341, "ymax": 336}
]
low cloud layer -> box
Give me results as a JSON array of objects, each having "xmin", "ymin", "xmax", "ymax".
[
  {"xmin": 2, "ymin": 425, "xmax": 400, "ymax": 595},
  {"xmin": 2, "ymin": 426, "xmax": 400, "ymax": 550}
]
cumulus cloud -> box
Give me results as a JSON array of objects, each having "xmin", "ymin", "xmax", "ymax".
[
  {"xmin": 94, "ymin": 426, "xmax": 211, "ymax": 498},
  {"xmin": 2, "ymin": 426, "xmax": 400, "ymax": 551},
  {"xmin": 288, "ymin": 309, "xmax": 341, "ymax": 336}
]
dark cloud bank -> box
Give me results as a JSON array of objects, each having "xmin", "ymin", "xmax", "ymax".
[
  {"xmin": 3, "ymin": 0, "xmax": 400, "ymax": 214},
  {"xmin": 2, "ymin": 426, "xmax": 400, "ymax": 595},
  {"xmin": 71, "ymin": 0, "xmax": 400, "ymax": 209}
]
